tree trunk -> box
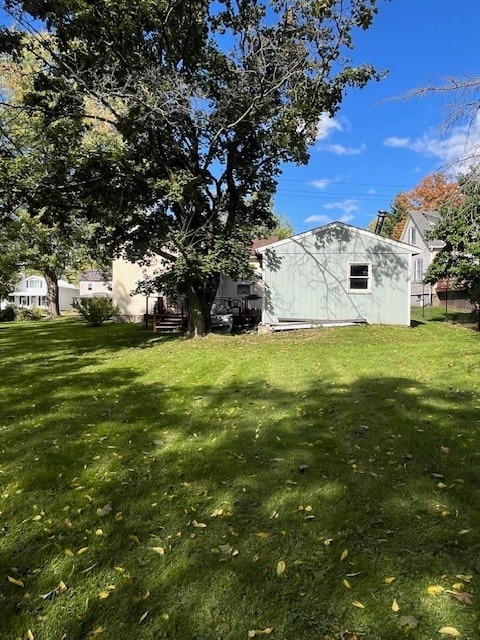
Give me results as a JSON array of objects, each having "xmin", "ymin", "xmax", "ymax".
[
  {"xmin": 44, "ymin": 267, "xmax": 60, "ymax": 318},
  {"xmin": 185, "ymin": 278, "xmax": 217, "ymax": 337}
]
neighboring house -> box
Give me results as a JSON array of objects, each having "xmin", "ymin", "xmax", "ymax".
[
  {"xmin": 398, "ymin": 210, "xmax": 443, "ymax": 307},
  {"xmin": 256, "ymin": 222, "xmax": 418, "ymax": 328},
  {"xmin": 398, "ymin": 210, "xmax": 472, "ymax": 310},
  {"xmin": 7, "ymin": 275, "xmax": 79, "ymax": 311},
  {"xmin": 78, "ymin": 270, "xmax": 113, "ymax": 298},
  {"xmin": 112, "ymin": 237, "xmax": 278, "ymax": 322}
]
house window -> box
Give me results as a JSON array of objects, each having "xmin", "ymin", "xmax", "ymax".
[
  {"xmin": 26, "ymin": 278, "xmax": 42, "ymax": 289},
  {"xmin": 87, "ymin": 282, "xmax": 93, "ymax": 291},
  {"xmin": 408, "ymin": 227, "xmax": 417, "ymax": 244},
  {"xmin": 348, "ymin": 264, "xmax": 371, "ymax": 292},
  {"xmin": 413, "ymin": 258, "xmax": 424, "ymax": 282},
  {"xmin": 236, "ymin": 283, "xmax": 251, "ymax": 295}
]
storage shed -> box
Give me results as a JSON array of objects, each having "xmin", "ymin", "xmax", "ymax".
[{"xmin": 257, "ymin": 222, "xmax": 418, "ymax": 328}]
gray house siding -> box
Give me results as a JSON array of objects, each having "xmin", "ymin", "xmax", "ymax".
[
  {"xmin": 400, "ymin": 213, "xmax": 440, "ymax": 307},
  {"xmin": 260, "ymin": 223, "xmax": 415, "ymax": 326}
]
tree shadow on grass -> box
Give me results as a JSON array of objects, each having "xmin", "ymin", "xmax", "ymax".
[{"xmin": 0, "ymin": 330, "xmax": 479, "ymax": 639}]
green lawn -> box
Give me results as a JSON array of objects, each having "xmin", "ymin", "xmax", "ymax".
[{"xmin": 0, "ymin": 312, "xmax": 479, "ymax": 640}]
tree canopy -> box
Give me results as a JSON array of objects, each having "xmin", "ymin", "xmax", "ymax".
[{"xmin": 1, "ymin": 0, "xmax": 383, "ymax": 334}]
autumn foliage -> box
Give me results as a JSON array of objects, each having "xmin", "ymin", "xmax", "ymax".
[{"xmin": 391, "ymin": 173, "xmax": 461, "ymax": 240}]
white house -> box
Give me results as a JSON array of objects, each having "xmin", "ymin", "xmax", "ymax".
[
  {"xmin": 8, "ymin": 274, "xmax": 79, "ymax": 311},
  {"xmin": 112, "ymin": 237, "xmax": 278, "ymax": 323},
  {"xmin": 257, "ymin": 222, "xmax": 419, "ymax": 328},
  {"xmin": 78, "ymin": 270, "xmax": 113, "ymax": 298},
  {"xmin": 398, "ymin": 211, "xmax": 443, "ymax": 307}
]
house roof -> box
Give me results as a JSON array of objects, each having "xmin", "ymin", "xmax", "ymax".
[
  {"xmin": 251, "ymin": 236, "xmax": 279, "ymax": 254},
  {"xmin": 79, "ymin": 269, "xmax": 112, "ymax": 282},
  {"xmin": 255, "ymin": 222, "xmax": 419, "ymax": 254},
  {"xmin": 405, "ymin": 210, "xmax": 443, "ymax": 249}
]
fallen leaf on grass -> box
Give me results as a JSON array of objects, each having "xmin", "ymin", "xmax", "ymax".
[
  {"xmin": 438, "ymin": 627, "xmax": 461, "ymax": 637},
  {"xmin": 7, "ymin": 576, "xmax": 24, "ymax": 587},
  {"xmin": 343, "ymin": 579, "xmax": 351, "ymax": 589},
  {"xmin": 352, "ymin": 600, "xmax": 365, "ymax": 609},
  {"xmin": 340, "ymin": 549, "xmax": 348, "ymax": 561},
  {"xmin": 77, "ymin": 547, "xmax": 89, "ymax": 555},
  {"xmin": 129, "ymin": 535, "xmax": 140, "ymax": 544},
  {"xmin": 392, "ymin": 598, "xmax": 400, "ymax": 612},
  {"xmin": 446, "ymin": 591, "xmax": 473, "ymax": 606},
  {"xmin": 96, "ymin": 503, "xmax": 112, "ymax": 516},
  {"xmin": 276, "ymin": 560, "xmax": 286, "ymax": 576},
  {"xmin": 256, "ymin": 532, "xmax": 269, "ymax": 539},
  {"xmin": 385, "ymin": 576, "xmax": 395, "ymax": 584},
  {"xmin": 455, "ymin": 574, "xmax": 472, "ymax": 583},
  {"xmin": 248, "ymin": 628, "xmax": 274, "ymax": 637},
  {"xmin": 27, "ymin": 630, "xmax": 34, "ymax": 640},
  {"xmin": 98, "ymin": 591, "xmax": 110, "ymax": 600},
  {"xmin": 139, "ymin": 610, "xmax": 151, "ymax": 623},
  {"xmin": 90, "ymin": 626, "xmax": 105, "ymax": 637},
  {"xmin": 151, "ymin": 547, "xmax": 165, "ymax": 555},
  {"xmin": 428, "ymin": 585, "xmax": 444, "ymax": 596},
  {"xmin": 399, "ymin": 616, "xmax": 419, "ymax": 630}
]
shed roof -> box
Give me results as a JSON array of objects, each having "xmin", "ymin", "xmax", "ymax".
[{"xmin": 256, "ymin": 222, "xmax": 419, "ymax": 254}]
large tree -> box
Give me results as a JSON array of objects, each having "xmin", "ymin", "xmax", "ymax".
[
  {"xmin": 424, "ymin": 167, "xmax": 480, "ymax": 327},
  {"xmin": 2, "ymin": 0, "xmax": 383, "ymax": 335}
]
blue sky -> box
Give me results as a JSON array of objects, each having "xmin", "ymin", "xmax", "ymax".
[{"xmin": 277, "ymin": 0, "xmax": 480, "ymax": 232}]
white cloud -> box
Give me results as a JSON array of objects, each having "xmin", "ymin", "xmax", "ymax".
[
  {"xmin": 322, "ymin": 142, "xmax": 366, "ymax": 156},
  {"xmin": 367, "ymin": 188, "xmax": 376, "ymax": 194},
  {"xmin": 309, "ymin": 178, "xmax": 332, "ymax": 189},
  {"xmin": 315, "ymin": 113, "xmax": 343, "ymax": 140},
  {"xmin": 305, "ymin": 212, "xmax": 355, "ymax": 225},
  {"xmin": 383, "ymin": 114, "xmax": 480, "ymax": 170},
  {"xmin": 324, "ymin": 199, "xmax": 360, "ymax": 215}
]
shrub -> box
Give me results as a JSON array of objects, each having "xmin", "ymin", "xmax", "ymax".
[
  {"xmin": 72, "ymin": 297, "xmax": 119, "ymax": 326},
  {"xmin": 0, "ymin": 304, "xmax": 16, "ymax": 322},
  {"xmin": 16, "ymin": 306, "xmax": 44, "ymax": 321}
]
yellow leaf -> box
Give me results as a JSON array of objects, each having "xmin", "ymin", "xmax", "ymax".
[
  {"xmin": 151, "ymin": 547, "xmax": 165, "ymax": 555},
  {"xmin": 256, "ymin": 532, "xmax": 269, "ymax": 539},
  {"xmin": 98, "ymin": 591, "xmax": 110, "ymax": 600},
  {"xmin": 343, "ymin": 579, "xmax": 351, "ymax": 589},
  {"xmin": 27, "ymin": 630, "xmax": 34, "ymax": 640},
  {"xmin": 192, "ymin": 520, "xmax": 207, "ymax": 528},
  {"xmin": 129, "ymin": 535, "xmax": 140, "ymax": 544},
  {"xmin": 161, "ymin": 612, "xmax": 169, "ymax": 620},
  {"xmin": 32, "ymin": 515, "xmax": 42, "ymax": 522},
  {"xmin": 324, "ymin": 538, "xmax": 333, "ymax": 546},
  {"xmin": 340, "ymin": 549, "xmax": 349, "ymax": 561},
  {"xmin": 385, "ymin": 576, "xmax": 395, "ymax": 584},
  {"xmin": 455, "ymin": 574, "xmax": 472, "ymax": 583},
  {"xmin": 438, "ymin": 627, "xmax": 461, "ymax": 637},
  {"xmin": 7, "ymin": 576, "xmax": 24, "ymax": 587},
  {"xmin": 91, "ymin": 626, "xmax": 105, "ymax": 637},
  {"xmin": 64, "ymin": 548, "xmax": 74, "ymax": 557},
  {"xmin": 248, "ymin": 629, "xmax": 274, "ymax": 637},
  {"xmin": 115, "ymin": 512, "xmax": 123, "ymax": 521},
  {"xmin": 428, "ymin": 585, "xmax": 445, "ymax": 596},
  {"xmin": 452, "ymin": 582, "xmax": 463, "ymax": 590},
  {"xmin": 276, "ymin": 560, "xmax": 286, "ymax": 576},
  {"xmin": 77, "ymin": 547, "xmax": 89, "ymax": 555},
  {"xmin": 392, "ymin": 598, "xmax": 400, "ymax": 612},
  {"xmin": 352, "ymin": 600, "xmax": 365, "ymax": 609}
]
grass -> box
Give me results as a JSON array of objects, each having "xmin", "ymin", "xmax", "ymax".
[{"xmin": 0, "ymin": 311, "xmax": 479, "ymax": 640}]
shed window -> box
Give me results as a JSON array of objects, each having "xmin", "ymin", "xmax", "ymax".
[
  {"xmin": 236, "ymin": 283, "xmax": 251, "ymax": 295},
  {"xmin": 348, "ymin": 264, "xmax": 371, "ymax": 292}
]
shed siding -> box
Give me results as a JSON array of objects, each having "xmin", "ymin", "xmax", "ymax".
[{"xmin": 262, "ymin": 225, "xmax": 411, "ymax": 326}]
